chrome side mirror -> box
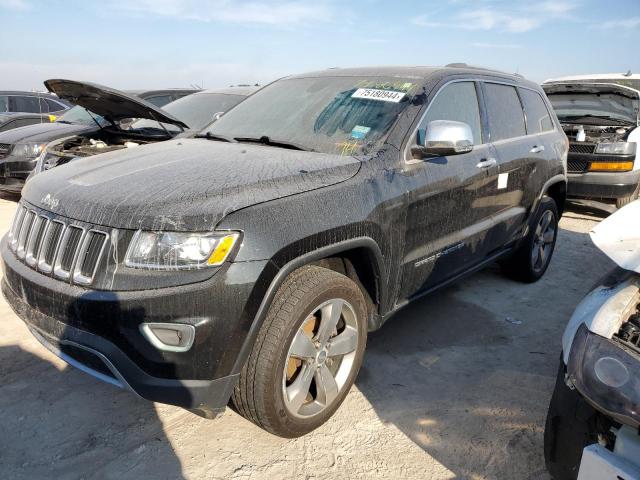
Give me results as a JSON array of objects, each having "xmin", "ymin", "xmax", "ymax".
[{"xmin": 412, "ymin": 120, "xmax": 474, "ymax": 159}]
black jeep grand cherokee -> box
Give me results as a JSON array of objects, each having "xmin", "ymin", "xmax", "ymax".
[{"xmin": 2, "ymin": 66, "xmax": 567, "ymax": 437}]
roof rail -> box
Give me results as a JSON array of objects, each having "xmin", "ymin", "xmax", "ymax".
[{"xmin": 445, "ymin": 62, "xmax": 523, "ymax": 78}]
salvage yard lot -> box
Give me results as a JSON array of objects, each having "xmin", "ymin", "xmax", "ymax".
[{"xmin": 0, "ymin": 197, "xmax": 614, "ymax": 480}]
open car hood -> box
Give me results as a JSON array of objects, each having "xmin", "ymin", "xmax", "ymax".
[
  {"xmin": 543, "ymin": 82, "xmax": 640, "ymax": 100},
  {"xmin": 44, "ymin": 79, "xmax": 189, "ymax": 130},
  {"xmin": 591, "ymin": 200, "xmax": 640, "ymax": 274}
]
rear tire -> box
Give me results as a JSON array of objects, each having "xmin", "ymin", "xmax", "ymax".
[
  {"xmin": 232, "ymin": 265, "xmax": 368, "ymax": 437},
  {"xmin": 615, "ymin": 183, "xmax": 639, "ymax": 209},
  {"xmin": 501, "ymin": 196, "xmax": 558, "ymax": 283}
]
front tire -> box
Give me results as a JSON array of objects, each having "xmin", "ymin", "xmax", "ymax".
[
  {"xmin": 232, "ymin": 265, "xmax": 368, "ymax": 437},
  {"xmin": 501, "ymin": 196, "xmax": 558, "ymax": 283},
  {"xmin": 615, "ymin": 183, "xmax": 640, "ymax": 209}
]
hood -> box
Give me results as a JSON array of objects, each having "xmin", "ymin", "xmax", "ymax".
[
  {"xmin": 0, "ymin": 121, "xmax": 95, "ymax": 145},
  {"xmin": 543, "ymin": 82, "xmax": 640, "ymax": 100},
  {"xmin": 44, "ymin": 79, "xmax": 189, "ymax": 130},
  {"xmin": 591, "ymin": 200, "xmax": 640, "ymax": 274},
  {"xmin": 22, "ymin": 139, "xmax": 361, "ymax": 231}
]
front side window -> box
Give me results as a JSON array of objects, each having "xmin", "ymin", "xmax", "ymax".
[
  {"xmin": 203, "ymin": 76, "xmax": 420, "ymax": 156},
  {"xmin": 520, "ymin": 89, "xmax": 554, "ymax": 134},
  {"xmin": 419, "ymin": 81, "xmax": 483, "ymax": 145},
  {"xmin": 483, "ymin": 83, "xmax": 526, "ymax": 141},
  {"xmin": 0, "ymin": 96, "xmax": 8, "ymax": 112}
]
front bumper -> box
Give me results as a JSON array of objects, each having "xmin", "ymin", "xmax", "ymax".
[
  {"xmin": 567, "ymin": 169, "xmax": 640, "ymax": 200},
  {"xmin": 1, "ymin": 238, "xmax": 271, "ymax": 415},
  {"xmin": 579, "ymin": 442, "xmax": 640, "ymax": 480},
  {"xmin": 0, "ymin": 155, "xmax": 38, "ymax": 192}
]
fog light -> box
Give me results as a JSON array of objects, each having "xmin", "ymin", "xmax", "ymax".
[
  {"xmin": 594, "ymin": 356, "xmax": 629, "ymax": 388},
  {"xmin": 140, "ymin": 323, "xmax": 195, "ymax": 352}
]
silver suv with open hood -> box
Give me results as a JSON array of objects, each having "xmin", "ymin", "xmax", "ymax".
[{"xmin": 543, "ymin": 76, "xmax": 640, "ymax": 208}]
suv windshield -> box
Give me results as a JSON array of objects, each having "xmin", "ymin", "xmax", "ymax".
[
  {"xmin": 130, "ymin": 92, "xmax": 246, "ymax": 133},
  {"xmin": 56, "ymin": 106, "xmax": 109, "ymax": 127},
  {"xmin": 547, "ymin": 92, "xmax": 639, "ymax": 124},
  {"xmin": 202, "ymin": 76, "xmax": 419, "ymax": 155}
]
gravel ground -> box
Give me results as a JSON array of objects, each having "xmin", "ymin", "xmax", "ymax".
[{"xmin": 0, "ymin": 196, "xmax": 617, "ymax": 480}]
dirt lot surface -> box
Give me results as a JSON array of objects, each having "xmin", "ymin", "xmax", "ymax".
[{"xmin": 0, "ymin": 196, "xmax": 617, "ymax": 479}]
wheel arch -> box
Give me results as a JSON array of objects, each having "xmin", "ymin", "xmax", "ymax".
[
  {"xmin": 541, "ymin": 175, "xmax": 567, "ymax": 218},
  {"xmin": 230, "ymin": 237, "xmax": 385, "ymax": 378}
]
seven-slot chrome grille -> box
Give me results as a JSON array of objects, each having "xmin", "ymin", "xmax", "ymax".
[{"xmin": 8, "ymin": 204, "xmax": 109, "ymax": 286}]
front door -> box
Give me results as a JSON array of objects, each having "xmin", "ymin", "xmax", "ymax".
[{"xmin": 398, "ymin": 80, "xmax": 499, "ymax": 300}]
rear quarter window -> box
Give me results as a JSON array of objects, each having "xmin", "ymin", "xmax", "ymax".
[
  {"xmin": 483, "ymin": 83, "xmax": 526, "ymax": 142},
  {"xmin": 520, "ymin": 89, "xmax": 554, "ymax": 134}
]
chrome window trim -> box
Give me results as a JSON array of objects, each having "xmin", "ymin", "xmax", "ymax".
[
  {"xmin": 38, "ymin": 220, "xmax": 66, "ymax": 274},
  {"xmin": 402, "ymin": 77, "xmax": 552, "ymax": 163},
  {"xmin": 53, "ymin": 225, "xmax": 85, "ymax": 280},
  {"xmin": 73, "ymin": 230, "xmax": 109, "ymax": 286}
]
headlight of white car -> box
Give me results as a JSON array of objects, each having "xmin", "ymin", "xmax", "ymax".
[
  {"xmin": 124, "ymin": 231, "xmax": 239, "ymax": 270},
  {"xmin": 594, "ymin": 142, "xmax": 636, "ymax": 155}
]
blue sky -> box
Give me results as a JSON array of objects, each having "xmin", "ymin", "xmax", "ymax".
[{"xmin": 1, "ymin": 0, "xmax": 639, "ymax": 91}]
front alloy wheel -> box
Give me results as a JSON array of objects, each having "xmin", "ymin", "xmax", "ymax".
[
  {"xmin": 283, "ymin": 298, "xmax": 359, "ymax": 418},
  {"xmin": 232, "ymin": 265, "xmax": 368, "ymax": 437}
]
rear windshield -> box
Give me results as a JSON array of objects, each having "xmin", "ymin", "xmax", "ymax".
[{"xmin": 202, "ymin": 76, "xmax": 420, "ymax": 155}]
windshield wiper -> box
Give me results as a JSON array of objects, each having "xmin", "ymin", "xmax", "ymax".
[
  {"xmin": 194, "ymin": 131, "xmax": 237, "ymax": 143},
  {"xmin": 234, "ymin": 136, "xmax": 311, "ymax": 151}
]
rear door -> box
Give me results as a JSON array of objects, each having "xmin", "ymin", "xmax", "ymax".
[
  {"xmin": 399, "ymin": 80, "xmax": 500, "ymax": 299},
  {"xmin": 481, "ymin": 82, "xmax": 539, "ymax": 248}
]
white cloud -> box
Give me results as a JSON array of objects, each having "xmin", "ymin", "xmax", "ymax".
[
  {"xmin": 600, "ymin": 16, "xmax": 640, "ymax": 29},
  {"xmin": 0, "ymin": 0, "xmax": 30, "ymax": 10},
  {"xmin": 106, "ymin": 0, "xmax": 335, "ymax": 25},
  {"xmin": 412, "ymin": 1, "xmax": 580, "ymax": 33}
]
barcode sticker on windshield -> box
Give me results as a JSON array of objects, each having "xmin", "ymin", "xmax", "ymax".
[{"xmin": 352, "ymin": 88, "xmax": 406, "ymax": 103}]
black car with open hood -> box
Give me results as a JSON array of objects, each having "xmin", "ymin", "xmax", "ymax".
[{"xmin": 0, "ymin": 80, "xmax": 191, "ymax": 194}]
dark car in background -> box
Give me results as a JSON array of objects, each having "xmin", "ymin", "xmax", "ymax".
[
  {"xmin": 543, "ymin": 74, "xmax": 640, "ymax": 209},
  {"xmin": 124, "ymin": 88, "xmax": 201, "ymax": 107},
  {"xmin": 31, "ymin": 86, "xmax": 257, "ymax": 176},
  {"xmin": 0, "ymin": 91, "xmax": 71, "ymax": 133},
  {"xmin": 2, "ymin": 65, "xmax": 567, "ymax": 437}
]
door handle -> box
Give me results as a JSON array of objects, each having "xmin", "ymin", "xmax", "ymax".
[
  {"xmin": 530, "ymin": 145, "xmax": 545, "ymax": 153},
  {"xmin": 476, "ymin": 158, "xmax": 497, "ymax": 169}
]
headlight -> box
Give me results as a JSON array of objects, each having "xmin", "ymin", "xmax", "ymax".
[
  {"xmin": 124, "ymin": 231, "xmax": 240, "ymax": 270},
  {"xmin": 594, "ymin": 142, "xmax": 636, "ymax": 155},
  {"xmin": 567, "ymin": 324, "xmax": 640, "ymax": 428},
  {"xmin": 11, "ymin": 142, "xmax": 46, "ymax": 159}
]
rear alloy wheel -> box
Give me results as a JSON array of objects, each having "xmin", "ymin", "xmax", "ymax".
[
  {"xmin": 232, "ymin": 265, "xmax": 367, "ymax": 437},
  {"xmin": 501, "ymin": 196, "xmax": 558, "ymax": 283}
]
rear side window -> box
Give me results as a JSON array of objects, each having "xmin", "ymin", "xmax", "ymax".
[
  {"xmin": 420, "ymin": 81, "xmax": 483, "ymax": 145},
  {"xmin": 0, "ymin": 96, "xmax": 8, "ymax": 112},
  {"xmin": 483, "ymin": 83, "xmax": 526, "ymax": 141},
  {"xmin": 11, "ymin": 95, "xmax": 42, "ymax": 113},
  {"xmin": 520, "ymin": 89, "xmax": 554, "ymax": 134}
]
